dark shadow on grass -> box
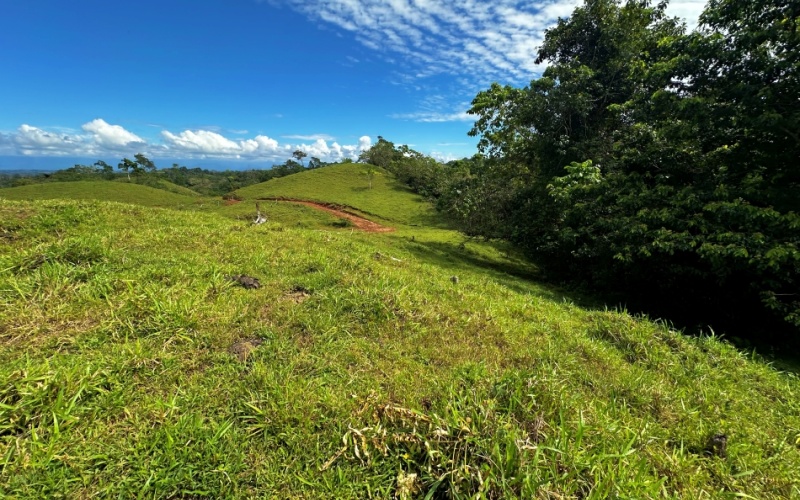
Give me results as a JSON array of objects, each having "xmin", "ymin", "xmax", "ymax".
[
  {"xmin": 398, "ymin": 238, "xmax": 589, "ymax": 304},
  {"xmin": 403, "ymin": 237, "xmax": 800, "ymax": 373}
]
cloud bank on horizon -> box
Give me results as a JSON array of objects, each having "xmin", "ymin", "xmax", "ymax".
[{"xmin": 0, "ymin": 119, "xmax": 372, "ymax": 164}]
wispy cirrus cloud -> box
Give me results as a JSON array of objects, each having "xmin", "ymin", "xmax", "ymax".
[
  {"xmin": 389, "ymin": 110, "xmax": 472, "ymax": 123},
  {"xmin": 282, "ymin": 133, "xmax": 336, "ymax": 141},
  {"xmin": 284, "ymin": 0, "xmax": 705, "ymax": 86},
  {"xmin": 282, "ymin": 0, "xmax": 705, "ymax": 123}
]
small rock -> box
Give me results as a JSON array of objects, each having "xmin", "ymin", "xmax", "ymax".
[
  {"xmin": 226, "ymin": 274, "xmax": 261, "ymax": 289},
  {"xmin": 706, "ymin": 433, "xmax": 728, "ymax": 458}
]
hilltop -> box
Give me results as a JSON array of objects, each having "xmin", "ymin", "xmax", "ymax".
[
  {"xmin": 235, "ymin": 162, "xmax": 442, "ymax": 227},
  {"xmin": 0, "ymin": 166, "xmax": 799, "ymax": 498}
]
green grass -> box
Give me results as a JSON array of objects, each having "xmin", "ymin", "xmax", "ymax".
[
  {"xmin": 235, "ymin": 163, "xmax": 443, "ymax": 227},
  {"xmin": 0, "ymin": 181, "xmax": 203, "ymax": 208},
  {"xmin": 115, "ymin": 177, "xmax": 204, "ymax": 197},
  {"xmin": 0, "ymin": 169, "xmax": 799, "ymax": 498}
]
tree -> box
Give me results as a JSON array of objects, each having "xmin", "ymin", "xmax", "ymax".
[
  {"xmin": 117, "ymin": 158, "xmax": 139, "ymax": 180},
  {"xmin": 358, "ymin": 136, "xmax": 400, "ymax": 168},
  {"xmin": 292, "ymin": 150, "xmax": 307, "ymax": 167},
  {"xmin": 94, "ymin": 160, "xmax": 114, "ymax": 179},
  {"xmin": 308, "ymin": 157, "xmax": 322, "ymax": 169},
  {"xmin": 463, "ymin": 0, "xmax": 800, "ymax": 336},
  {"xmin": 363, "ymin": 165, "xmax": 377, "ymax": 189},
  {"xmin": 134, "ymin": 153, "xmax": 156, "ymax": 174}
]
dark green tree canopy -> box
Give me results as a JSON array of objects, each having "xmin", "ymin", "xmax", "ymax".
[{"xmin": 461, "ymin": 0, "xmax": 800, "ymax": 338}]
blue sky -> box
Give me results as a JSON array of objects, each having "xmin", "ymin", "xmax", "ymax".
[{"xmin": 0, "ymin": 0, "xmax": 705, "ymax": 170}]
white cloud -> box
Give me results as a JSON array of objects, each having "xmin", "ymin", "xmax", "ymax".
[
  {"xmin": 284, "ymin": 1, "xmax": 705, "ymax": 86},
  {"xmin": 667, "ymin": 0, "xmax": 705, "ymax": 29},
  {"xmin": 162, "ymin": 129, "xmax": 244, "ymax": 155},
  {"xmin": 4, "ymin": 120, "xmax": 372, "ymax": 163},
  {"xmin": 282, "ymin": 134, "xmax": 336, "ymax": 141},
  {"xmin": 82, "ymin": 119, "xmax": 145, "ymax": 150},
  {"xmin": 14, "ymin": 124, "xmax": 86, "ymax": 156},
  {"xmin": 430, "ymin": 150, "xmax": 463, "ymax": 162},
  {"xmin": 287, "ymin": 1, "xmax": 704, "ymax": 123},
  {"xmin": 390, "ymin": 110, "xmax": 472, "ymax": 122}
]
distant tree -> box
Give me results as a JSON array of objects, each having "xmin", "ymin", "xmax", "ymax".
[
  {"xmin": 358, "ymin": 136, "xmax": 400, "ymax": 168},
  {"xmin": 308, "ymin": 156, "xmax": 322, "ymax": 169},
  {"xmin": 363, "ymin": 165, "xmax": 378, "ymax": 189},
  {"xmin": 134, "ymin": 153, "xmax": 156, "ymax": 174},
  {"xmin": 94, "ymin": 160, "xmax": 114, "ymax": 179},
  {"xmin": 117, "ymin": 158, "xmax": 138, "ymax": 180},
  {"xmin": 292, "ymin": 150, "xmax": 307, "ymax": 167}
]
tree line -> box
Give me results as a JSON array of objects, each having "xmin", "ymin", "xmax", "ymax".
[
  {"xmin": 0, "ymin": 151, "xmax": 332, "ymax": 197},
  {"xmin": 361, "ymin": 0, "xmax": 799, "ymax": 342}
]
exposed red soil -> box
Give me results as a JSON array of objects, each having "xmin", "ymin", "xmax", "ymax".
[
  {"xmin": 223, "ymin": 199, "xmax": 242, "ymax": 205},
  {"xmin": 261, "ymin": 197, "xmax": 394, "ymax": 233}
]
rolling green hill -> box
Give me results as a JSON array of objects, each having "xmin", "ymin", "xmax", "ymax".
[
  {"xmin": 235, "ymin": 163, "xmax": 443, "ymax": 227},
  {"xmin": 0, "ymin": 181, "xmax": 202, "ymax": 208},
  {"xmin": 114, "ymin": 177, "xmax": 203, "ymax": 197},
  {"xmin": 0, "ymin": 168, "xmax": 799, "ymax": 498}
]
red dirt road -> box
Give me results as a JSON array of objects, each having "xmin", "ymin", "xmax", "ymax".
[{"xmin": 263, "ymin": 198, "xmax": 394, "ymax": 233}]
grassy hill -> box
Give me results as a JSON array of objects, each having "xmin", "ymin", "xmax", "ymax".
[
  {"xmin": 235, "ymin": 163, "xmax": 443, "ymax": 227},
  {"xmin": 114, "ymin": 177, "xmax": 203, "ymax": 197},
  {"xmin": 0, "ymin": 181, "xmax": 202, "ymax": 208},
  {"xmin": 0, "ymin": 169, "xmax": 799, "ymax": 498}
]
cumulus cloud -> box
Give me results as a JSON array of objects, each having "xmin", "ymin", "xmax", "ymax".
[
  {"xmin": 2, "ymin": 120, "xmax": 372, "ymax": 163},
  {"xmin": 157, "ymin": 127, "xmax": 371, "ymax": 162},
  {"xmin": 162, "ymin": 129, "xmax": 245, "ymax": 155},
  {"xmin": 82, "ymin": 119, "xmax": 145, "ymax": 150},
  {"xmin": 14, "ymin": 125, "xmax": 86, "ymax": 156}
]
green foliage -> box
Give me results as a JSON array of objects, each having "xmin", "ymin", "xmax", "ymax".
[
  {"xmin": 0, "ymin": 197, "xmax": 799, "ymax": 497},
  {"xmin": 292, "ymin": 149, "xmax": 307, "ymax": 167},
  {"xmin": 358, "ymin": 136, "xmax": 401, "ymax": 168},
  {"xmin": 461, "ymin": 0, "xmax": 800, "ymax": 338},
  {"xmin": 118, "ymin": 154, "xmax": 156, "ymax": 179}
]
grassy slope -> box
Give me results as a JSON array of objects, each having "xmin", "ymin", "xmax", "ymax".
[
  {"xmin": 0, "ymin": 181, "xmax": 201, "ymax": 208},
  {"xmin": 0, "ymin": 171, "xmax": 799, "ymax": 498},
  {"xmin": 114, "ymin": 177, "xmax": 204, "ymax": 197},
  {"xmin": 235, "ymin": 163, "xmax": 442, "ymax": 227}
]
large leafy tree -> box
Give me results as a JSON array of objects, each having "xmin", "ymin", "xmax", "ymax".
[{"xmin": 465, "ymin": 0, "xmax": 800, "ymax": 335}]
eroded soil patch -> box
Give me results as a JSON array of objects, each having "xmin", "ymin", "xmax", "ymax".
[{"xmin": 261, "ymin": 198, "xmax": 394, "ymax": 232}]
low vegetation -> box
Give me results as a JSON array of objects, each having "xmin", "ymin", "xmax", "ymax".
[
  {"xmin": 1, "ymin": 163, "xmax": 799, "ymax": 498},
  {"xmin": 0, "ymin": 181, "xmax": 203, "ymax": 208}
]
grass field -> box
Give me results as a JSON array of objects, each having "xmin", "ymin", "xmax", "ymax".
[
  {"xmin": 0, "ymin": 181, "xmax": 202, "ymax": 208},
  {"xmin": 114, "ymin": 177, "xmax": 204, "ymax": 197},
  {"xmin": 1, "ymin": 167, "xmax": 799, "ymax": 498}
]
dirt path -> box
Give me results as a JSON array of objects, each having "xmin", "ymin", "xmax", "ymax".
[{"xmin": 261, "ymin": 197, "xmax": 394, "ymax": 233}]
